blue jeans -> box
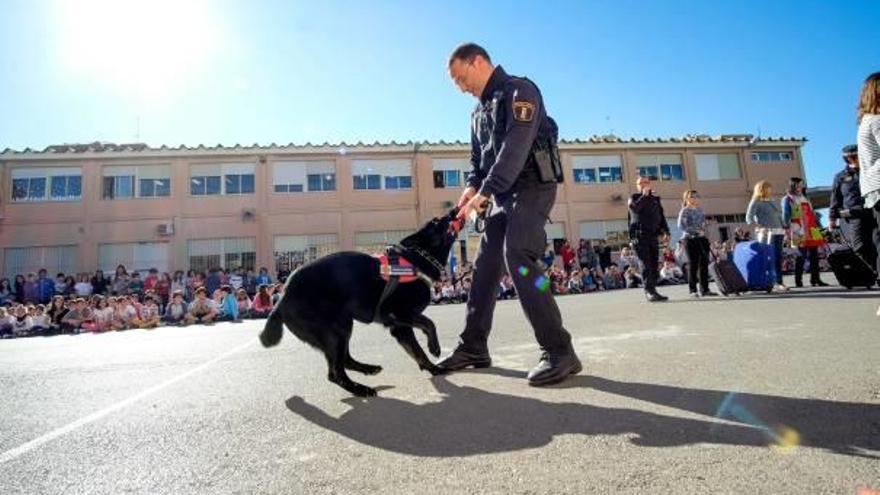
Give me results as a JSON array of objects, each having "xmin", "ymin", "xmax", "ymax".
[{"xmin": 758, "ymin": 230, "xmax": 785, "ymax": 285}]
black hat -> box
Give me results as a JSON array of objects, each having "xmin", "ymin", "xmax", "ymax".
[{"xmin": 842, "ymin": 144, "xmax": 858, "ymax": 155}]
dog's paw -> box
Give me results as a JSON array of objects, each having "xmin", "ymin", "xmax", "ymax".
[
  {"xmin": 428, "ymin": 341, "xmax": 441, "ymax": 358},
  {"xmin": 362, "ymin": 365, "xmax": 382, "ymax": 376}
]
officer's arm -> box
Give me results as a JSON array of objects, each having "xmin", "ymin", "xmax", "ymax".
[
  {"xmin": 477, "ymin": 81, "xmax": 542, "ymax": 197},
  {"xmin": 828, "ymin": 174, "xmax": 842, "ymax": 220},
  {"xmin": 465, "ymin": 111, "xmax": 484, "ymax": 190}
]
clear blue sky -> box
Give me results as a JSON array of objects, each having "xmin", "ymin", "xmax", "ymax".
[{"xmin": 1, "ymin": 0, "xmax": 878, "ymax": 186}]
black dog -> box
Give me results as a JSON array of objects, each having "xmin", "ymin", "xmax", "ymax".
[{"xmin": 260, "ymin": 208, "xmax": 461, "ymax": 397}]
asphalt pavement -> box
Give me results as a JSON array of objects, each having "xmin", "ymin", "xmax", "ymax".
[{"xmin": 1, "ymin": 280, "xmax": 878, "ymax": 494}]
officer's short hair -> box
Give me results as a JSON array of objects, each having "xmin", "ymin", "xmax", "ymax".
[{"xmin": 448, "ymin": 43, "xmax": 491, "ymax": 67}]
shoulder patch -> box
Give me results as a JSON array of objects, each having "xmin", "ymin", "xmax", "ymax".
[{"xmin": 513, "ymin": 101, "xmax": 535, "ymax": 122}]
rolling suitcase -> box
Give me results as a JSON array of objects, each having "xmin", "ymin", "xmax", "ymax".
[
  {"xmin": 733, "ymin": 241, "xmax": 773, "ymax": 291},
  {"xmin": 827, "ymin": 229, "xmax": 876, "ymax": 289},
  {"xmin": 709, "ymin": 252, "xmax": 748, "ymax": 296}
]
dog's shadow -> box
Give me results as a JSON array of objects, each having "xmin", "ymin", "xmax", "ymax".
[{"xmin": 286, "ymin": 372, "xmax": 880, "ymax": 458}]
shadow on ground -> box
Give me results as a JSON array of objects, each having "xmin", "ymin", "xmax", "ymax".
[{"xmin": 286, "ymin": 372, "xmax": 879, "ymax": 458}]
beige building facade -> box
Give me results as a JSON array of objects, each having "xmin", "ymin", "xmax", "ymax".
[{"xmin": 0, "ymin": 135, "xmax": 806, "ymax": 277}]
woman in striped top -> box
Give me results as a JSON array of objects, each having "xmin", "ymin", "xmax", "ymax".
[{"xmin": 856, "ymin": 72, "xmax": 880, "ymax": 315}]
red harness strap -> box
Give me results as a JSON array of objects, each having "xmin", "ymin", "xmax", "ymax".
[{"xmin": 375, "ymin": 253, "xmax": 420, "ymax": 283}]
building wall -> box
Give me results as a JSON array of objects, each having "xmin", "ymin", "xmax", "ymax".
[{"xmin": 0, "ymin": 140, "xmax": 806, "ymax": 276}]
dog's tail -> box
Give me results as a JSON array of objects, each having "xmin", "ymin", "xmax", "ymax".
[{"xmin": 259, "ymin": 309, "xmax": 285, "ymax": 347}]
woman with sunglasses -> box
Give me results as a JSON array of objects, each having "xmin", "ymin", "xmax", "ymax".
[{"xmin": 677, "ymin": 190, "xmax": 716, "ymax": 297}]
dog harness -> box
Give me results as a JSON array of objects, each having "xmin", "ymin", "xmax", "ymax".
[{"xmin": 372, "ymin": 246, "xmax": 433, "ymax": 323}]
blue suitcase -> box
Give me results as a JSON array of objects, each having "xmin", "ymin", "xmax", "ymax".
[{"xmin": 733, "ymin": 242, "xmax": 773, "ymax": 291}]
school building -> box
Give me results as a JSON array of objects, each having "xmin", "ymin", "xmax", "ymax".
[{"xmin": 0, "ymin": 134, "xmax": 806, "ymax": 277}]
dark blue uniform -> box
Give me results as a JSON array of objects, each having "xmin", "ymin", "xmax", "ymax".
[
  {"xmin": 458, "ymin": 65, "xmax": 574, "ymax": 358},
  {"xmin": 830, "ymin": 165, "xmax": 878, "ymax": 270},
  {"xmin": 628, "ymin": 192, "xmax": 670, "ymax": 295}
]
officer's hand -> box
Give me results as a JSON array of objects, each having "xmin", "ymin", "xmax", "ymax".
[
  {"xmin": 459, "ymin": 193, "xmax": 490, "ymax": 221},
  {"xmin": 661, "ymin": 233, "xmax": 670, "ymax": 244},
  {"xmin": 457, "ymin": 187, "xmax": 477, "ymax": 209}
]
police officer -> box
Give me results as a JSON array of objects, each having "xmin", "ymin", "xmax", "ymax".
[
  {"xmin": 437, "ymin": 43, "xmax": 581, "ymax": 386},
  {"xmin": 829, "ymin": 144, "xmax": 878, "ymax": 274},
  {"xmin": 628, "ymin": 175, "xmax": 671, "ymax": 302}
]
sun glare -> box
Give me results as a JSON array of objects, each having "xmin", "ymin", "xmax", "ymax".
[{"xmin": 55, "ymin": 0, "xmax": 220, "ymax": 102}]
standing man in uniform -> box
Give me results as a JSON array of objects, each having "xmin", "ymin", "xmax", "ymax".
[
  {"xmin": 628, "ymin": 175, "xmax": 671, "ymax": 302},
  {"xmin": 829, "ymin": 144, "xmax": 878, "ymax": 275},
  {"xmin": 437, "ymin": 43, "xmax": 581, "ymax": 386}
]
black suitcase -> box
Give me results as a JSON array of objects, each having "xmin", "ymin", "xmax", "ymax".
[
  {"xmin": 709, "ymin": 257, "xmax": 749, "ymax": 296},
  {"xmin": 828, "ymin": 246, "xmax": 875, "ymax": 289}
]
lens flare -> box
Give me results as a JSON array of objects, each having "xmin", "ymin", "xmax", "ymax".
[{"xmin": 716, "ymin": 392, "xmax": 800, "ymax": 454}]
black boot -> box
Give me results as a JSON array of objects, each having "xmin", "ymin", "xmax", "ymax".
[
  {"xmin": 527, "ymin": 352, "xmax": 582, "ymax": 386},
  {"xmin": 436, "ymin": 345, "xmax": 492, "ymax": 372},
  {"xmin": 645, "ymin": 291, "xmax": 668, "ymax": 302}
]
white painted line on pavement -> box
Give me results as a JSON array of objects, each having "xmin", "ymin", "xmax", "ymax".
[{"xmin": 0, "ymin": 337, "xmax": 257, "ymax": 465}]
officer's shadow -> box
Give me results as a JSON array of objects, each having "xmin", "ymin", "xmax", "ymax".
[{"xmin": 285, "ymin": 371, "xmax": 880, "ymax": 458}]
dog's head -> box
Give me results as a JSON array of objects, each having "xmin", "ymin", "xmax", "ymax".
[{"xmin": 397, "ymin": 207, "xmax": 461, "ymax": 280}]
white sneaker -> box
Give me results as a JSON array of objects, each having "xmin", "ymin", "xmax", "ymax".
[{"xmin": 774, "ymin": 284, "xmax": 790, "ymax": 292}]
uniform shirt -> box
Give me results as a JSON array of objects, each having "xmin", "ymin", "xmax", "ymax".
[
  {"xmin": 627, "ymin": 192, "xmax": 670, "ymax": 238},
  {"xmin": 467, "ymin": 65, "xmax": 549, "ymax": 198},
  {"xmin": 829, "ymin": 166, "xmax": 864, "ymax": 219}
]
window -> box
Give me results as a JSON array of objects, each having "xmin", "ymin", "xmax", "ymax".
[
  {"xmin": 695, "ymin": 154, "xmax": 741, "ymax": 181},
  {"xmin": 191, "ymin": 163, "xmax": 255, "ymax": 196},
  {"xmin": 98, "ymin": 242, "xmax": 169, "ymax": 275},
  {"xmin": 352, "ymin": 160, "xmax": 412, "ymax": 191},
  {"xmin": 102, "ymin": 165, "xmax": 171, "ymax": 199},
  {"xmin": 353, "ymin": 174, "xmax": 381, "ymax": 190},
  {"xmin": 10, "ymin": 168, "xmax": 81, "ymax": 202},
  {"xmin": 225, "ymin": 174, "xmax": 255, "ymax": 194},
  {"xmin": 579, "ymin": 220, "xmax": 630, "ymax": 248},
  {"xmin": 384, "ymin": 176, "xmax": 413, "ymax": 190},
  {"xmin": 139, "ymin": 178, "xmax": 170, "ymax": 197},
  {"xmin": 572, "ymin": 155, "xmax": 623, "ymax": 184},
  {"xmin": 273, "ymin": 161, "xmax": 336, "ymax": 193},
  {"xmin": 50, "ymin": 175, "xmax": 82, "ymax": 200},
  {"xmin": 432, "ymin": 158, "xmax": 469, "ymax": 188},
  {"xmin": 5, "ymin": 245, "xmax": 78, "ymax": 277},
  {"xmin": 355, "ymin": 230, "xmax": 415, "ymax": 254},
  {"xmin": 11, "ymin": 177, "xmax": 46, "ymax": 202},
  {"xmin": 103, "ymin": 175, "xmax": 134, "ymax": 199},
  {"xmin": 274, "ymin": 234, "xmax": 339, "ymax": 271},
  {"xmin": 635, "ymin": 154, "xmax": 684, "ymax": 182},
  {"xmin": 751, "ymin": 151, "xmax": 793, "ymax": 162},
  {"xmin": 191, "ymin": 176, "xmax": 222, "ymax": 195},
  {"xmin": 187, "ymin": 237, "xmax": 256, "ymax": 272}
]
